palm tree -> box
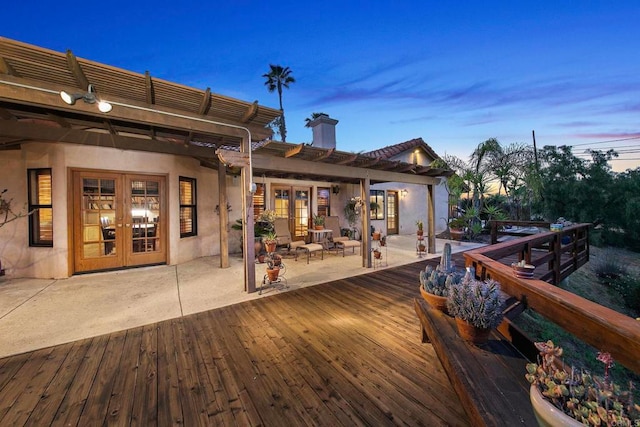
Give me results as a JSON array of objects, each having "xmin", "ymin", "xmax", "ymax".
[
  {"xmin": 263, "ymin": 64, "xmax": 295, "ymax": 143},
  {"xmin": 304, "ymin": 112, "xmax": 327, "ymax": 128}
]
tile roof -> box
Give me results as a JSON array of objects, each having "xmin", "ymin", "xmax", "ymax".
[{"xmin": 363, "ymin": 137, "xmax": 439, "ymax": 161}]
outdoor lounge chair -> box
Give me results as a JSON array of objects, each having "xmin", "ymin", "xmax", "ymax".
[
  {"xmin": 273, "ymin": 218, "xmax": 305, "ymax": 253},
  {"xmin": 324, "ymin": 216, "xmax": 360, "ymax": 256}
]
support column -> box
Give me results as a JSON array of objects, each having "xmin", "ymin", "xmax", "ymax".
[
  {"xmin": 218, "ymin": 164, "xmax": 229, "ymax": 268},
  {"xmin": 241, "ymin": 138, "xmax": 256, "ymax": 293},
  {"xmin": 427, "ymin": 184, "xmax": 436, "ymax": 254},
  {"xmin": 360, "ymin": 178, "xmax": 371, "ymax": 268}
]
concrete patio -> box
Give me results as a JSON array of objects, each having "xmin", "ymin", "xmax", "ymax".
[{"xmin": 0, "ymin": 235, "xmax": 483, "ymax": 358}]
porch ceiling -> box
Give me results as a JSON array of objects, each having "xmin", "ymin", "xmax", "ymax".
[
  {"xmin": 0, "ymin": 37, "xmax": 454, "ymax": 185},
  {"xmin": 0, "ymin": 37, "xmax": 280, "ymax": 148},
  {"xmin": 252, "ymin": 141, "xmax": 454, "ymax": 183}
]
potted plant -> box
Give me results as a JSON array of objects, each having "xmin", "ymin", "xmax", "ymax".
[
  {"xmin": 448, "ymin": 217, "xmax": 466, "ymax": 241},
  {"xmin": 419, "ymin": 269, "xmax": 462, "ymax": 314},
  {"xmin": 372, "ymin": 229, "xmax": 381, "ymax": 241},
  {"xmin": 266, "ymin": 256, "xmax": 280, "ymax": 282},
  {"xmin": 312, "ymin": 214, "xmax": 325, "ymax": 230},
  {"xmin": 416, "ymin": 220, "xmax": 424, "ymax": 236},
  {"xmin": 525, "ymin": 340, "xmax": 639, "ymax": 426},
  {"xmin": 446, "ymin": 268, "xmax": 505, "ymax": 345},
  {"xmin": 511, "ymin": 260, "xmax": 536, "ymax": 279},
  {"xmin": 263, "ymin": 231, "xmax": 278, "ymax": 253},
  {"xmin": 373, "ymin": 248, "xmax": 382, "ymax": 259}
]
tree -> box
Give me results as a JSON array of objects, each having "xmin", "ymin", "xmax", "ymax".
[{"xmin": 262, "ymin": 64, "xmax": 295, "ymax": 143}]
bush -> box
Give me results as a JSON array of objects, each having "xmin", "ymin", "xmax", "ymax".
[
  {"xmin": 590, "ymin": 248, "xmax": 629, "ymax": 284},
  {"xmin": 611, "ymin": 275, "xmax": 640, "ymax": 313}
]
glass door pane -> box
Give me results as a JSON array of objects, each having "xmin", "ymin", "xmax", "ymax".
[
  {"xmin": 82, "ymin": 178, "xmax": 117, "ymax": 258},
  {"xmin": 274, "ymin": 188, "xmax": 290, "ymax": 219},
  {"xmin": 294, "ymin": 189, "xmax": 310, "ymax": 239},
  {"xmin": 387, "ymin": 191, "xmax": 398, "ymax": 234},
  {"xmin": 130, "ymin": 179, "xmax": 160, "ymax": 253}
]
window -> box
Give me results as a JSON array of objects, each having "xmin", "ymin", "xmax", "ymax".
[
  {"xmin": 28, "ymin": 168, "xmax": 53, "ymax": 246},
  {"xmin": 317, "ymin": 187, "xmax": 330, "ymax": 217},
  {"xmin": 370, "ymin": 190, "xmax": 385, "ymax": 220},
  {"xmin": 179, "ymin": 177, "xmax": 197, "ymax": 237}
]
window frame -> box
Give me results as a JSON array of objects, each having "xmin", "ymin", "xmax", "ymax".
[
  {"xmin": 179, "ymin": 176, "xmax": 197, "ymax": 238},
  {"xmin": 28, "ymin": 168, "xmax": 53, "ymax": 247}
]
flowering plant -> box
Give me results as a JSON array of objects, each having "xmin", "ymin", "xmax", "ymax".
[
  {"xmin": 257, "ymin": 210, "xmax": 276, "ymax": 224},
  {"xmin": 525, "ymin": 340, "xmax": 639, "ymax": 426}
]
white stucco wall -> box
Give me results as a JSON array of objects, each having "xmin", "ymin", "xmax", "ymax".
[{"xmin": 0, "ymin": 142, "xmax": 233, "ymax": 279}]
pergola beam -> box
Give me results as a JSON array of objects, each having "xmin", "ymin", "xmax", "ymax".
[
  {"xmin": 0, "ymin": 77, "xmax": 273, "ymax": 141},
  {"xmin": 253, "ymin": 152, "xmax": 438, "ymax": 185},
  {"xmin": 241, "ymin": 100, "xmax": 258, "ymax": 123},
  {"xmin": 198, "ymin": 87, "xmax": 211, "ymax": 116},
  {"xmin": 284, "ymin": 143, "xmax": 304, "ymax": 158},
  {"xmin": 65, "ymin": 50, "xmax": 89, "ymax": 90}
]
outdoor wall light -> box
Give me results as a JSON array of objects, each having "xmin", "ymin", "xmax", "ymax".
[
  {"xmin": 401, "ymin": 189, "xmax": 408, "ymax": 198},
  {"xmin": 60, "ymin": 84, "xmax": 112, "ymax": 113},
  {"xmin": 332, "ymin": 185, "xmax": 340, "ymax": 195}
]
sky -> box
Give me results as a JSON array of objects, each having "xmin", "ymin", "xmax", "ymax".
[{"xmin": 4, "ymin": 1, "xmax": 640, "ymax": 172}]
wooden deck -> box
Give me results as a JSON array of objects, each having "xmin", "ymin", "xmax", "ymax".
[{"xmin": 0, "ymin": 257, "xmax": 473, "ymax": 426}]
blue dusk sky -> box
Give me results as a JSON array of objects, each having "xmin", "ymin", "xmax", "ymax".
[{"xmin": 4, "ymin": 1, "xmax": 639, "ymax": 171}]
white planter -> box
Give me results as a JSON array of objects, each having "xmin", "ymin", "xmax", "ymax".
[{"xmin": 530, "ymin": 384, "xmax": 581, "ymax": 427}]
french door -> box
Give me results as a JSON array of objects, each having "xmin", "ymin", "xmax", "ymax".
[
  {"xmin": 72, "ymin": 170, "xmax": 166, "ymax": 273},
  {"xmin": 387, "ymin": 191, "xmax": 399, "ymax": 235},
  {"xmin": 272, "ymin": 185, "xmax": 311, "ymax": 242}
]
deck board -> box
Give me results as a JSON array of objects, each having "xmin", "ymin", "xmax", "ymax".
[{"xmin": 0, "ymin": 256, "xmax": 495, "ymax": 426}]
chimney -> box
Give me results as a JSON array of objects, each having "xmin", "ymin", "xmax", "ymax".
[{"xmin": 309, "ymin": 114, "xmax": 338, "ymax": 149}]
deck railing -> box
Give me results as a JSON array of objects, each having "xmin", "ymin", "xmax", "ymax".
[
  {"xmin": 483, "ymin": 222, "xmax": 589, "ymax": 285},
  {"xmin": 464, "ymin": 223, "xmax": 640, "ymax": 374}
]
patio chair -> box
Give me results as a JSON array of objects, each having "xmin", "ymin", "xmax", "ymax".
[
  {"xmin": 324, "ymin": 216, "xmax": 360, "ymax": 256},
  {"xmin": 273, "ymin": 218, "xmax": 305, "ymax": 253}
]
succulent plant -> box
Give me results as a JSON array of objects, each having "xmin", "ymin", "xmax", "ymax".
[
  {"xmin": 446, "ymin": 270, "xmax": 505, "ymax": 329},
  {"xmin": 420, "ymin": 265, "xmax": 462, "ymax": 297},
  {"xmin": 526, "ymin": 340, "xmax": 639, "ymax": 425}
]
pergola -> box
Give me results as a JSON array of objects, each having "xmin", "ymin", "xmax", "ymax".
[{"xmin": 0, "ymin": 37, "xmax": 452, "ymax": 292}]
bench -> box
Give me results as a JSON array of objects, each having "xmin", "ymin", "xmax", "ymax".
[
  {"xmin": 414, "ymin": 298, "xmax": 537, "ymax": 426},
  {"xmin": 334, "ymin": 240, "xmax": 360, "ymax": 256},
  {"xmin": 295, "ymin": 243, "xmax": 324, "ymax": 264}
]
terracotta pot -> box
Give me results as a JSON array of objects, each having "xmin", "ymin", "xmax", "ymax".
[
  {"xmin": 314, "ymin": 225, "xmax": 324, "ymax": 230},
  {"xmin": 257, "ymin": 254, "xmax": 266, "ymax": 263},
  {"xmin": 454, "ymin": 317, "xmax": 491, "ymax": 345},
  {"xmin": 417, "ymin": 229, "xmax": 424, "ymax": 236},
  {"xmin": 418, "ymin": 244, "xmax": 426, "ymax": 252},
  {"xmin": 372, "ymin": 232, "xmax": 381, "ymax": 241},
  {"xmin": 265, "ymin": 242, "xmax": 277, "ymax": 253},
  {"xmin": 449, "ymin": 229, "xmax": 463, "ymax": 241},
  {"xmin": 530, "ymin": 384, "xmax": 581, "ymax": 427},
  {"xmin": 266, "ymin": 268, "xmax": 279, "ymax": 282},
  {"xmin": 373, "ymin": 250, "xmax": 382, "ymax": 259},
  {"xmin": 419, "ymin": 286, "xmax": 449, "ymax": 314}
]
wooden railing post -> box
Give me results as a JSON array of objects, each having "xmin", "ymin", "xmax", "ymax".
[
  {"xmin": 553, "ymin": 233, "xmax": 562, "ymax": 285},
  {"xmin": 490, "ymin": 221, "xmax": 498, "ymax": 244}
]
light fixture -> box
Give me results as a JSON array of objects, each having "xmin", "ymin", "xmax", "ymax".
[
  {"xmin": 401, "ymin": 189, "xmax": 408, "ymax": 198},
  {"xmin": 332, "ymin": 185, "xmax": 340, "ymax": 195},
  {"xmin": 60, "ymin": 84, "xmax": 112, "ymax": 113}
]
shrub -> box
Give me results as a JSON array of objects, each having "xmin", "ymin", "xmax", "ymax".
[
  {"xmin": 611, "ymin": 275, "xmax": 640, "ymax": 313},
  {"xmin": 590, "ymin": 249, "xmax": 629, "ymax": 285}
]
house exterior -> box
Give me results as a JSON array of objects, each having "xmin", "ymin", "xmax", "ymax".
[{"xmin": 0, "ymin": 37, "xmax": 451, "ymax": 292}]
